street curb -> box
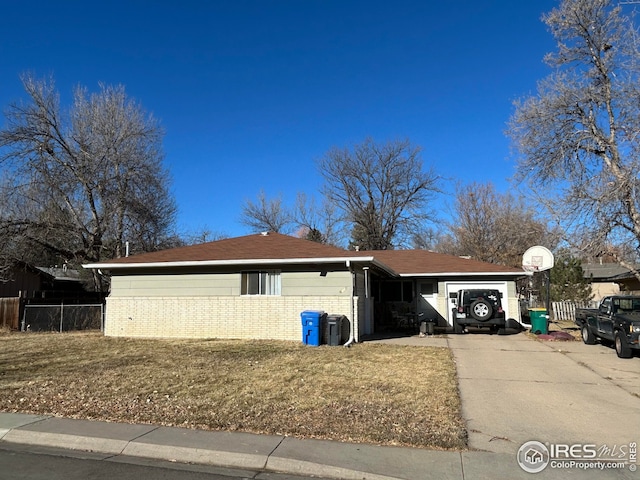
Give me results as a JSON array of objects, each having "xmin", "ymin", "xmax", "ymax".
[
  {"xmin": 0, "ymin": 420, "xmax": 384, "ymax": 480},
  {"xmin": 265, "ymin": 456, "xmax": 398, "ymax": 480},
  {"xmin": 2, "ymin": 429, "xmax": 128, "ymax": 455},
  {"xmin": 121, "ymin": 442, "xmax": 270, "ymax": 471},
  {"xmin": 0, "ymin": 432, "xmax": 383, "ymax": 480}
]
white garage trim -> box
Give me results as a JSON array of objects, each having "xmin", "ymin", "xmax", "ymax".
[
  {"xmin": 444, "ymin": 281, "xmax": 509, "ymax": 326},
  {"xmin": 399, "ymin": 272, "xmax": 518, "ymax": 277}
]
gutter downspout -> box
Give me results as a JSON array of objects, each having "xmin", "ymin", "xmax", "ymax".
[
  {"xmin": 344, "ymin": 260, "xmax": 356, "ymax": 347},
  {"xmin": 363, "ymin": 266, "xmax": 370, "ymax": 336}
]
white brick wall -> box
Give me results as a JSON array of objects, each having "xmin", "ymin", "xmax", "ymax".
[{"xmin": 104, "ymin": 295, "xmax": 355, "ymax": 341}]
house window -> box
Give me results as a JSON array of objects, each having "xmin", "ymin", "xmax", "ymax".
[
  {"xmin": 241, "ymin": 271, "xmax": 281, "ymax": 295},
  {"xmin": 420, "ymin": 283, "xmax": 436, "ymax": 295},
  {"xmin": 379, "ymin": 280, "xmax": 414, "ymax": 302}
]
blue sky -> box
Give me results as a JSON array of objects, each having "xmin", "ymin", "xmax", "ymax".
[{"xmin": 1, "ymin": 0, "xmax": 561, "ymax": 238}]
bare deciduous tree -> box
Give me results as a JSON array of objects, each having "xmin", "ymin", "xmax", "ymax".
[
  {"xmin": 436, "ymin": 183, "xmax": 557, "ymax": 267},
  {"xmin": 240, "ymin": 190, "xmax": 293, "ymax": 234},
  {"xmin": 293, "ymin": 192, "xmax": 340, "ymax": 245},
  {"xmin": 508, "ymin": 0, "xmax": 640, "ymax": 276},
  {"xmin": 0, "ymin": 74, "xmax": 176, "ymax": 291},
  {"xmin": 318, "ymin": 137, "xmax": 440, "ymax": 250}
]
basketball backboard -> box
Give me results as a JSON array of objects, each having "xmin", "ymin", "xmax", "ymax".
[{"xmin": 522, "ymin": 246, "xmax": 554, "ymax": 272}]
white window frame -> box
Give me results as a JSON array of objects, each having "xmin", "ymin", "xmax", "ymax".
[{"xmin": 241, "ymin": 270, "xmax": 281, "ymax": 296}]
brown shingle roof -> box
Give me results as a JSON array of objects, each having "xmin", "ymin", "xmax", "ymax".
[
  {"xmin": 94, "ymin": 232, "xmax": 355, "ymax": 265},
  {"xmin": 86, "ymin": 232, "xmax": 524, "ymax": 276},
  {"xmin": 360, "ymin": 250, "xmax": 523, "ymax": 275}
]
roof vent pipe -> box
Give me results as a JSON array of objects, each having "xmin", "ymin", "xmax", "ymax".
[
  {"xmin": 261, "ymin": 231, "xmax": 269, "ymax": 236},
  {"xmin": 125, "ymin": 241, "xmax": 130, "ymax": 257}
]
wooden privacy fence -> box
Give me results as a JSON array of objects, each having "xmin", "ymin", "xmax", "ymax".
[
  {"xmin": 0, "ymin": 297, "xmax": 20, "ymax": 330},
  {"xmin": 551, "ymin": 301, "xmax": 593, "ymax": 322}
]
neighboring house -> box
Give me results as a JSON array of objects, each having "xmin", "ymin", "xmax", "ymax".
[
  {"xmin": 0, "ymin": 262, "xmax": 92, "ymax": 300},
  {"xmin": 581, "ymin": 263, "xmax": 632, "ymax": 301},
  {"xmin": 0, "ymin": 262, "xmax": 102, "ymax": 330},
  {"xmin": 84, "ymin": 232, "xmax": 527, "ymax": 342},
  {"xmin": 607, "ymin": 270, "xmax": 640, "ymax": 294}
]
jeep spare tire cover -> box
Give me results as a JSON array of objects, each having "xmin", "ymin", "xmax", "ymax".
[{"xmin": 470, "ymin": 299, "xmax": 493, "ymax": 321}]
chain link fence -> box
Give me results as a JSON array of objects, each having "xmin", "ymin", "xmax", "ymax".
[{"xmin": 21, "ymin": 303, "xmax": 104, "ymax": 332}]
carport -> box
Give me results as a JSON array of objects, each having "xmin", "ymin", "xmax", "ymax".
[
  {"xmin": 369, "ymin": 276, "xmax": 444, "ymax": 333},
  {"xmin": 357, "ymin": 249, "xmax": 527, "ymax": 336}
]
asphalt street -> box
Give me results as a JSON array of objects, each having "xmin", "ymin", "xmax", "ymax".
[{"xmin": 0, "ymin": 443, "xmax": 326, "ymax": 480}]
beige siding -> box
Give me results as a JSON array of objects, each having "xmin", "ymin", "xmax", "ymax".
[
  {"xmin": 281, "ymin": 271, "xmax": 351, "ymax": 296},
  {"xmin": 110, "ymin": 271, "xmax": 352, "ymax": 298},
  {"xmin": 591, "ymin": 282, "xmax": 620, "ymax": 302},
  {"xmin": 110, "ymin": 273, "xmax": 240, "ymax": 297}
]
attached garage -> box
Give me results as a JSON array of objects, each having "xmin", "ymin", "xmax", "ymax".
[{"xmin": 361, "ymin": 250, "xmax": 527, "ymax": 333}]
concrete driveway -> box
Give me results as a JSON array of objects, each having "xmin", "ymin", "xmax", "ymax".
[
  {"xmin": 369, "ymin": 332, "xmax": 640, "ymax": 456},
  {"xmin": 448, "ymin": 332, "xmax": 640, "ymax": 455}
]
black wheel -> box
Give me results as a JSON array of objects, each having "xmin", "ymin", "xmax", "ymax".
[
  {"xmin": 470, "ymin": 299, "xmax": 492, "ymax": 321},
  {"xmin": 581, "ymin": 324, "xmax": 596, "ymax": 345},
  {"xmin": 615, "ymin": 331, "xmax": 632, "ymax": 358}
]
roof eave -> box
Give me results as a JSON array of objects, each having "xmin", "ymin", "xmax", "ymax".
[
  {"xmin": 83, "ymin": 256, "xmax": 395, "ymax": 273},
  {"xmin": 397, "ymin": 271, "xmax": 531, "ymax": 277}
]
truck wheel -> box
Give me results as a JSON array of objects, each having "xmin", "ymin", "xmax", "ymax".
[
  {"xmin": 614, "ymin": 331, "xmax": 633, "ymax": 358},
  {"xmin": 470, "ymin": 299, "xmax": 492, "ymax": 321},
  {"xmin": 581, "ymin": 324, "xmax": 596, "ymax": 345}
]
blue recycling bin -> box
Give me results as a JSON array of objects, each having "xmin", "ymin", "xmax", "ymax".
[{"xmin": 301, "ymin": 310, "xmax": 325, "ymax": 346}]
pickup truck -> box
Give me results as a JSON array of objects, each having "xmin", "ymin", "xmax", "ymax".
[{"xmin": 575, "ymin": 295, "xmax": 640, "ymax": 358}]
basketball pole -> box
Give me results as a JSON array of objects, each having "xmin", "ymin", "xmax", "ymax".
[{"xmin": 546, "ymin": 269, "xmax": 551, "ymax": 318}]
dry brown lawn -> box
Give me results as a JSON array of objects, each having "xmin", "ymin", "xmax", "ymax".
[{"xmin": 0, "ymin": 332, "xmax": 466, "ymax": 450}]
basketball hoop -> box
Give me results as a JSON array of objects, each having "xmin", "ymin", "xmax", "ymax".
[{"xmin": 522, "ymin": 246, "xmax": 554, "ymax": 273}]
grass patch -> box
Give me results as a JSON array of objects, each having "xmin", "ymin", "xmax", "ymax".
[{"xmin": 0, "ymin": 332, "xmax": 466, "ymax": 450}]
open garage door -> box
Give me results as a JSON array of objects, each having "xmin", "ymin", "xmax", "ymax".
[{"xmin": 445, "ymin": 281, "xmax": 509, "ymax": 326}]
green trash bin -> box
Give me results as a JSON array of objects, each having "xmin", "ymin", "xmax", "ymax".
[{"xmin": 529, "ymin": 308, "xmax": 548, "ymax": 335}]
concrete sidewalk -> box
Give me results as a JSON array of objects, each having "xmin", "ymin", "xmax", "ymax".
[
  {"xmin": 0, "ymin": 412, "xmax": 480, "ymax": 480},
  {"xmin": 0, "ymin": 411, "xmax": 633, "ymax": 479}
]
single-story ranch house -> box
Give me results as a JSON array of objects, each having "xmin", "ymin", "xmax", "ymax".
[{"xmin": 84, "ymin": 232, "xmax": 528, "ymax": 342}]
